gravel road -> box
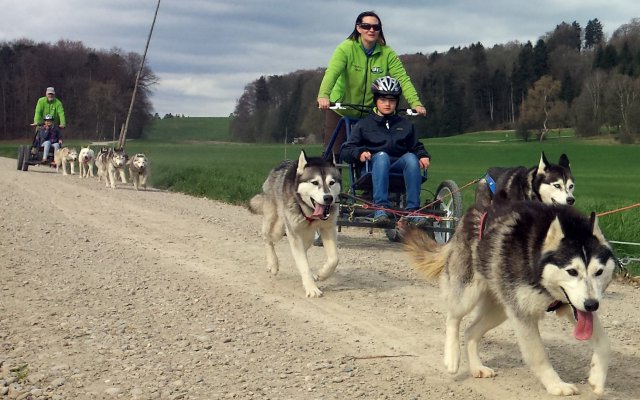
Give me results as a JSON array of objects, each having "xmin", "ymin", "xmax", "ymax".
[{"xmin": 1, "ymin": 156, "xmax": 638, "ymax": 400}]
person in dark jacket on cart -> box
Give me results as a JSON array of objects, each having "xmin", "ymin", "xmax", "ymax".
[
  {"xmin": 36, "ymin": 114, "xmax": 62, "ymax": 162},
  {"xmin": 340, "ymin": 76, "xmax": 430, "ymax": 224}
]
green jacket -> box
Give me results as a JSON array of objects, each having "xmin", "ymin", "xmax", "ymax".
[
  {"xmin": 33, "ymin": 97, "xmax": 66, "ymax": 126},
  {"xmin": 317, "ymin": 38, "xmax": 423, "ymax": 118}
]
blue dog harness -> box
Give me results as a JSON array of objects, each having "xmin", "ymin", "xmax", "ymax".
[{"xmin": 485, "ymin": 173, "xmax": 496, "ymax": 194}]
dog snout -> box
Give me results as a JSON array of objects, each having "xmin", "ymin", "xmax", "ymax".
[
  {"xmin": 323, "ymin": 194, "xmax": 334, "ymax": 204},
  {"xmin": 566, "ymin": 197, "xmax": 575, "ymax": 205},
  {"xmin": 584, "ymin": 298, "xmax": 599, "ymax": 312}
]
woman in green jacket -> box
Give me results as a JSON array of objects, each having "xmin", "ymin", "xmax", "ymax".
[{"xmin": 317, "ymin": 10, "xmax": 426, "ymax": 157}]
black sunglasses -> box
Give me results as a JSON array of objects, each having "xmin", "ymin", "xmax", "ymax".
[{"xmin": 358, "ymin": 23, "xmax": 381, "ymax": 32}]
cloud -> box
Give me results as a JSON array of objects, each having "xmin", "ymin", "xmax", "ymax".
[{"xmin": 3, "ymin": 0, "xmax": 638, "ymax": 117}]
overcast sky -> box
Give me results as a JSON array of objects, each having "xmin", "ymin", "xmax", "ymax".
[{"xmin": 2, "ymin": 0, "xmax": 637, "ymax": 117}]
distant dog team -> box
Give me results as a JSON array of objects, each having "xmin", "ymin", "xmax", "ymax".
[{"xmin": 48, "ymin": 145, "xmax": 151, "ymax": 191}]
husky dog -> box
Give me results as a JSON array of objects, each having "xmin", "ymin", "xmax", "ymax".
[
  {"xmin": 248, "ymin": 150, "xmax": 341, "ymax": 297},
  {"xmin": 78, "ymin": 146, "xmax": 96, "ymax": 179},
  {"xmin": 128, "ymin": 153, "xmax": 150, "ymax": 190},
  {"xmin": 476, "ymin": 152, "xmax": 575, "ymax": 208},
  {"xmin": 106, "ymin": 148, "xmax": 127, "ymax": 189},
  {"xmin": 53, "ymin": 147, "xmax": 78, "ymax": 175},
  {"xmin": 94, "ymin": 148, "xmax": 110, "ymax": 182},
  {"xmin": 403, "ymin": 201, "xmax": 617, "ymax": 396}
]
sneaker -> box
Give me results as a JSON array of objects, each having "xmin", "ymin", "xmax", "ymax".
[
  {"xmin": 402, "ymin": 213, "xmax": 430, "ymax": 228},
  {"xmin": 373, "ymin": 212, "xmax": 392, "ymax": 226},
  {"xmin": 313, "ymin": 235, "xmax": 323, "ymax": 247}
]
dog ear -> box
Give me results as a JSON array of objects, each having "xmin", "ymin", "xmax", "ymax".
[
  {"xmin": 297, "ymin": 150, "xmax": 307, "ymax": 175},
  {"xmin": 559, "ymin": 153, "xmax": 570, "ymax": 169},
  {"xmin": 590, "ymin": 212, "xmax": 608, "ymax": 245},
  {"xmin": 538, "ymin": 152, "xmax": 550, "ymax": 174},
  {"xmin": 542, "ymin": 217, "xmax": 564, "ymax": 253}
]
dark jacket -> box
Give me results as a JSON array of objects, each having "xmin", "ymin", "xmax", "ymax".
[
  {"xmin": 36, "ymin": 125, "xmax": 62, "ymax": 146},
  {"xmin": 339, "ymin": 113, "xmax": 429, "ymax": 164}
]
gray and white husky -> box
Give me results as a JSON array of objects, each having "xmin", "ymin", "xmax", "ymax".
[
  {"xmin": 404, "ymin": 201, "xmax": 617, "ymax": 396},
  {"xmin": 106, "ymin": 149, "xmax": 127, "ymax": 189},
  {"xmin": 475, "ymin": 152, "xmax": 575, "ymax": 209},
  {"xmin": 248, "ymin": 150, "xmax": 341, "ymax": 298},
  {"xmin": 128, "ymin": 153, "xmax": 150, "ymax": 191}
]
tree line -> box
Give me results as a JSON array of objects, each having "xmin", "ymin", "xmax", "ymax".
[
  {"xmin": 231, "ymin": 18, "xmax": 640, "ymax": 144},
  {"xmin": 0, "ymin": 38, "xmax": 156, "ymax": 140}
]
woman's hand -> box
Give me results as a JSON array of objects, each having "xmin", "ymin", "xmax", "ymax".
[
  {"xmin": 318, "ymin": 97, "xmax": 330, "ymax": 110},
  {"xmin": 415, "ymin": 106, "xmax": 427, "ymax": 116}
]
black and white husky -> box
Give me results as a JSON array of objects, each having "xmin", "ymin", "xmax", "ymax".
[
  {"xmin": 476, "ymin": 152, "xmax": 575, "ymax": 208},
  {"xmin": 404, "ymin": 201, "xmax": 617, "ymax": 396},
  {"xmin": 248, "ymin": 150, "xmax": 341, "ymax": 297}
]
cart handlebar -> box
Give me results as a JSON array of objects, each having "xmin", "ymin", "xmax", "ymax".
[{"xmin": 329, "ymin": 102, "xmax": 418, "ymax": 116}]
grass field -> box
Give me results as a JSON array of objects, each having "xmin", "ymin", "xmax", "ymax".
[
  {"xmin": 2, "ymin": 120, "xmax": 638, "ymax": 271},
  {"xmin": 142, "ymin": 117, "xmax": 232, "ymax": 142}
]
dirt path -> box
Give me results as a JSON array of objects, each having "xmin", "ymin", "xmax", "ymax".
[{"xmin": 1, "ymin": 156, "xmax": 638, "ymax": 400}]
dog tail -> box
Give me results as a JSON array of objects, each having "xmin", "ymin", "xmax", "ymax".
[
  {"xmin": 247, "ymin": 194, "xmax": 264, "ymax": 215},
  {"xmin": 402, "ymin": 226, "xmax": 447, "ymax": 280}
]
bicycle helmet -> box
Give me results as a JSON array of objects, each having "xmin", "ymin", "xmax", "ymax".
[
  {"xmin": 371, "ymin": 76, "xmax": 402, "ymax": 100},
  {"xmin": 44, "ymin": 114, "xmax": 53, "ymax": 121}
]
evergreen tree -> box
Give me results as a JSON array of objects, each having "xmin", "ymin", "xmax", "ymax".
[
  {"xmin": 585, "ymin": 19, "xmax": 604, "ymax": 49},
  {"xmin": 533, "ymin": 39, "xmax": 550, "ymax": 80},
  {"xmin": 618, "ymin": 41, "xmax": 634, "ymax": 76}
]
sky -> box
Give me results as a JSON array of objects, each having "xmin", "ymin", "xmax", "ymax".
[{"xmin": 2, "ymin": 0, "xmax": 637, "ymax": 117}]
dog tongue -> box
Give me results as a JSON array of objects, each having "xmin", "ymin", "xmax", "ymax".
[
  {"xmin": 311, "ymin": 203, "xmax": 326, "ymax": 219},
  {"xmin": 574, "ymin": 310, "xmax": 593, "ymax": 341}
]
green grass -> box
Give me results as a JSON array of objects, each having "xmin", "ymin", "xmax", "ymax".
[
  {"xmin": 2, "ymin": 127, "xmax": 638, "ymax": 271},
  {"xmin": 142, "ymin": 117, "xmax": 232, "ymax": 142}
]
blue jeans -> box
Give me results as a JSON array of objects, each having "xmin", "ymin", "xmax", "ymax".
[
  {"xmin": 369, "ymin": 152, "xmax": 422, "ymax": 213},
  {"xmin": 42, "ymin": 141, "xmax": 60, "ymax": 160}
]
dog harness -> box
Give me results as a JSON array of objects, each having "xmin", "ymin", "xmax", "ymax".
[{"xmin": 485, "ymin": 173, "xmax": 497, "ymax": 194}]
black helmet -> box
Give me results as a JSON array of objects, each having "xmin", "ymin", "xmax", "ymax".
[{"xmin": 371, "ymin": 76, "xmax": 402, "ymax": 100}]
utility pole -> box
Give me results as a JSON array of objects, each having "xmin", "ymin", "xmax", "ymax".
[{"xmin": 118, "ymin": 0, "xmax": 161, "ymax": 150}]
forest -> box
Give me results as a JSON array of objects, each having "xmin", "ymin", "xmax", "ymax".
[
  {"xmin": 231, "ymin": 18, "xmax": 640, "ymax": 144},
  {"xmin": 0, "ymin": 38, "xmax": 156, "ymax": 140}
]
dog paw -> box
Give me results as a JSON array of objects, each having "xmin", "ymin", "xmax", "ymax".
[
  {"xmin": 266, "ymin": 263, "xmax": 279, "ymax": 275},
  {"xmin": 545, "ymin": 381, "xmax": 579, "ymax": 396},
  {"xmin": 304, "ymin": 285, "xmax": 323, "ymax": 298},
  {"xmin": 588, "ymin": 374, "xmax": 605, "ymax": 396},
  {"xmin": 470, "ymin": 366, "xmax": 496, "ymax": 378},
  {"xmin": 443, "ymin": 352, "xmax": 460, "ymax": 374}
]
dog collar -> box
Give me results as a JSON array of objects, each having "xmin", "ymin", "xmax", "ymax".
[
  {"xmin": 295, "ymin": 193, "xmax": 316, "ymax": 224},
  {"xmin": 478, "ymin": 212, "xmax": 489, "ymax": 240}
]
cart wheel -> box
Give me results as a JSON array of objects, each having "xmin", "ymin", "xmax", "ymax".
[
  {"xmin": 431, "ymin": 180, "xmax": 463, "ymax": 244},
  {"xmin": 17, "ymin": 145, "xmax": 24, "ymax": 170},
  {"xmin": 385, "ymin": 228, "xmax": 401, "ymax": 242},
  {"xmin": 21, "ymin": 147, "xmax": 30, "ymax": 171}
]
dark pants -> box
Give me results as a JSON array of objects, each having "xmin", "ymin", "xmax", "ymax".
[{"xmin": 322, "ymin": 110, "xmax": 346, "ymax": 159}]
